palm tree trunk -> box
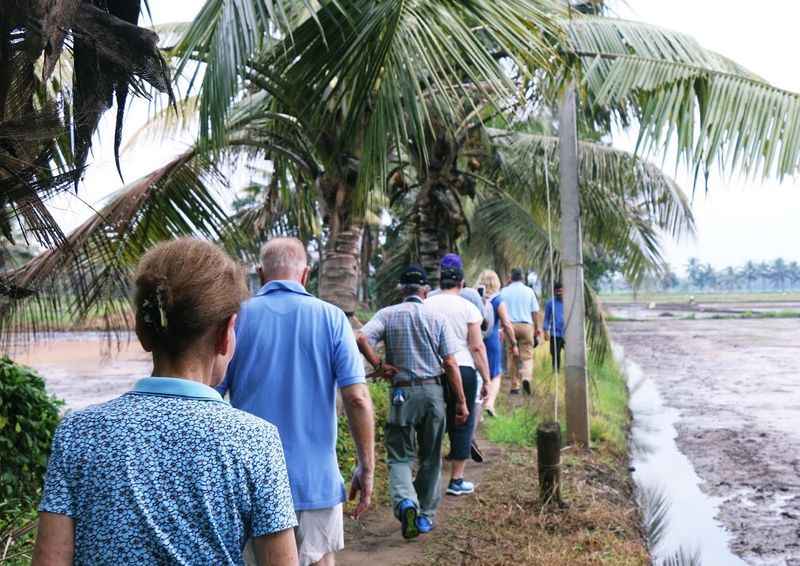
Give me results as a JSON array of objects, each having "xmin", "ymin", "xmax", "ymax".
[
  {"xmin": 417, "ymin": 184, "xmax": 447, "ymax": 288},
  {"xmin": 360, "ymin": 224, "xmax": 372, "ymax": 306},
  {"xmin": 317, "ymin": 175, "xmax": 362, "ymax": 315},
  {"xmin": 320, "ymin": 226, "xmax": 362, "ymax": 314}
]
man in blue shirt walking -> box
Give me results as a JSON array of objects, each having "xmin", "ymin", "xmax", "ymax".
[
  {"xmin": 543, "ymin": 282, "xmax": 565, "ymax": 371},
  {"xmin": 218, "ymin": 238, "xmax": 375, "ymax": 566},
  {"xmin": 500, "ymin": 268, "xmax": 541, "ymax": 395}
]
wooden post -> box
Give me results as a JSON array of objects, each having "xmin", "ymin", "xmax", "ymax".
[
  {"xmin": 537, "ymin": 421, "xmax": 562, "ymax": 506},
  {"xmin": 558, "ymin": 84, "xmax": 591, "ymax": 447}
]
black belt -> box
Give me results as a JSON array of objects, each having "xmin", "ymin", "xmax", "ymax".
[{"xmin": 394, "ymin": 377, "xmax": 441, "ymax": 387}]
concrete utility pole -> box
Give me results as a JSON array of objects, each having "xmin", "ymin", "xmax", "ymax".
[{"xmin": 558, "ymin": 85, "xmax": 590, "ymax": 446}]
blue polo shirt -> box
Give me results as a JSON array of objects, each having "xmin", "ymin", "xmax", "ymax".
[
  {"xmin": 39, "ymin": 377, "xmax": 296, "ymax": 565},
  {"xmin": 218, "ymin": 280, "xmax": 366, "ymax": 511},
  {"xmin": 500, "ymin": 281, "xmax": 540, "ymax": 324}
]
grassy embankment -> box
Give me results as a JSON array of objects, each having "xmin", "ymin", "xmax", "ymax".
[
  {"xmin": 420, "ymin": 348, "xmax": 648, "ymax": 565},
  {"xmin": 337, "ymin": 345, "xmax": 648, "ymax": 565}
]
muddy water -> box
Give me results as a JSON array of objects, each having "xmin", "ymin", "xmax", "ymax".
[
  {"xmin": 613, "ymin": 317, "xmax": 800, "ymax": 565},
  {"xmin": 11, "ymin": 333, "xmax": 151, "ymax": 410}
]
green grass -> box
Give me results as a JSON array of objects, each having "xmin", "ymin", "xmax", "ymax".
[
  {"xmin": 588, "ymin": 357, "xmax": 628, "ymax": 451},
  {"xmin": 485, "ymin": 407, "xmax": 540, "ymax": 446},
  {"xmin": 485, "ymin": 349, "xmax": 630, "ymax": 453},
  {"xmin": 337, "ymin": 380, "xmax": 391, "ymax": 507}
]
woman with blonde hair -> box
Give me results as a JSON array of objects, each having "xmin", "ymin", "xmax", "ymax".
[
  {"xmin": 33, "ymin": 238, "xmax": 299, "ymax": 566},
  {"xmin": 476, "ymin": 269, "xmax": 519, "ymax": 416}
]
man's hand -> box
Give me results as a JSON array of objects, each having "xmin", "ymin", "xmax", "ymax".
[
  {"xmin": 511, "ymin": 344, "xmax": 520, "ymax": 358},
  {"xmin": 348, "ymin": 464, "xmax": 374, "ymax": 520},
  {"xmin": 455, "ymin": 400, "xmax": 470, "ymax": 426},
  {"xmin": 480, "ymin": 381, "xmax": 489, "ymax": 400},
  {"xmin": 366, "ymin": 362, "xmax": 399, "ymax": 381},
  {"xmin": 381, "ymin": 362, "xmax": 400, "ymax": 381}
]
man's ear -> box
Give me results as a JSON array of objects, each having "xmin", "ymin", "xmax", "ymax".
[
  {"xmin": 301, "ymin": 266, "xmax": 311, "ymax": 287},
  {"xmin": 257, "ymin": 266, "xmax": 267, "ymax": 285},
  {"xmin": 217, "ymin": 314, "xmax": 238, "ymax": 357}
]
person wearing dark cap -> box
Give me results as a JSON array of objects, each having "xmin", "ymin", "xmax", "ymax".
[
  {"xmin": 425, "ymin": 253, "xmax": 491, "ymax": 496},
  {"xmin": 356, "ymin": 265, "xmax": 468, "ymax": 539}
]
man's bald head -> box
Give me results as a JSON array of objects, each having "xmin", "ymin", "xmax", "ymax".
[{"xmin": 259, "ymin": 237, "xmax": 308, "ymax": 283}]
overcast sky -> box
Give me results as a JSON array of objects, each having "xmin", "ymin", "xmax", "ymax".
[{"xmin": 53, "ymin": 0, "xmax": 800, "ymax": 275}]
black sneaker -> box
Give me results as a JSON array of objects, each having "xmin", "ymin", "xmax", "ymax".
[
  {"xmin": 523, "ymin": 380, "xmax": 532, "ymax": 395},
  {"xmin": 509, "ymin": 388, "xmax": 521, "ymax": 395},
  {"xmin": 470, "ymin": 440, "xmax": 484, "ymax": 463}
]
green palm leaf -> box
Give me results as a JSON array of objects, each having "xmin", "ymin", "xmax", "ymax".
[
  {"xmin": 487, "ymin": 127, "xmax": 695, "ymax": 239},
  {"xmin": 563, "ymin": 16, "xmax": 800, "ymax": 180},
  {"xmin": 468, "ymin": 195, "xmax": 610, "ymax": 360},
  {"xmin": 171, "ymin": 0, "xmax": 320, "ymax": 146}
]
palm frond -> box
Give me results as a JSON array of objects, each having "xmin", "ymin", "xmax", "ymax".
[
  {"xmin": 70, "ymin": 3, "xmax": 174, "ymax": 179},
  {"xmin": 564, "ymin": 16, "xmax": 800, "ymax": 180},
  {"xmin": 0, "ymin": 151, "xmax": 229, "ymax": 339},
  {"xmin": 171, "ymin": 0, "xmax": 319, "ymax": 147},
  {"xmin": 487, "ymin": 128, "xmax": 695, "ymax": 239},
  {"xmin": 242, "ymin": 0, "xmax": 562, "ymax": 205},
  {"xmin": 487, "ymin": 127, "xmax": 693, "ymax": 286},
  {"xmin": 468, "ymin": 194, "xmax": 610, "ymax": 360}
]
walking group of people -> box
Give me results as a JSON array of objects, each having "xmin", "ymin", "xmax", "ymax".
[{"xmin": 31, "ymin": 237, "xmax": 566, "ymax": 566}]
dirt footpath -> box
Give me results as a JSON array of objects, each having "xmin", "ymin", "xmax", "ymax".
[
  {"xmin": 613, "ymin": 318, "xmax": 800, "ymax": 565},
  {"xmin": 338, "ymin": 442, "xmax": 501, "ymax": 565}
]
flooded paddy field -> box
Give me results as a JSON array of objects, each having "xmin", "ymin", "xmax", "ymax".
[
  {"xmin": 11, "ymin": 332, "xmax": 150, "ymax": 410},
  {"xmin": 612, "ymin": 313, "xmax": 800, "ymax": 565}
]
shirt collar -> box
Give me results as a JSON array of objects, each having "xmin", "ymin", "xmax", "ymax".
[
  {"xmin": 403, "ymin": 296, "xmax": 424, "ymax": 304},
  {"xmin": 132, "ymin": 377, "xmax": 224, "ymax": 402},
  {"xmin": 257, "ymin": 279, "xmax": 312, "ymax": 297}
]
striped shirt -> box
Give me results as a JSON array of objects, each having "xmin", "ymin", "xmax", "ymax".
[{"xmin": 361, "ymin": 296, "xmax": 458, "ymax": 381}]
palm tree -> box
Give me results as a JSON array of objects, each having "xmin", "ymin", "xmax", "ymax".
[
  {"xmin": 768, "ymin": 258, "xmax": 789, "ymax": 291},
  {"xmin": 739, "ymin": 261, "xmax": 759, "ymax": 292},
  {"xmin": 168, "ymin": 0, "xmax": 563, "ymax": 314},
  {"xmin": 686, "ymin": 258, "xmax": 703, "ymax": 291},
  {"xmin": 788, "ymin": 261, "xmax": 800, "ymax": 291}
]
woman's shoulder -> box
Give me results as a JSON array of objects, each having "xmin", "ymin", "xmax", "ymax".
[{"xmin": 211, "ymin": 405, "xmax": 281, "ymax": 444}]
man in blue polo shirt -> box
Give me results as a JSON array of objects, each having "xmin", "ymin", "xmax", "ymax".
[
  {"xmin": 500, "ymin": 268, "xmax": 541, "ymax": 395},
  {"xmin": 218, "ymin": 237, "xmax": 375, "ymax": 566}
]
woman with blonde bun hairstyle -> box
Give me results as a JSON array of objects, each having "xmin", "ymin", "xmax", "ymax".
[{"xmin": 476, "ymin": 269, "xmax": 518, "ymax": 416}]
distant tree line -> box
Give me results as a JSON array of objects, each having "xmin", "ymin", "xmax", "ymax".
[{"xmin": 599, "ymin": 257, "xmax": 800, "ymax": 293}]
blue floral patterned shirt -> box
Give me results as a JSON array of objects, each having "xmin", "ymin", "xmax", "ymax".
[{"xmin": 39, "ymin": 377, "xmax": 297, "ymax": 565}]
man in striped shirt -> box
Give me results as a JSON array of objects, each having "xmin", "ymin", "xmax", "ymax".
[{"xmin": 357, "ymin": 264, "xmax": 468, "ymax": 539}]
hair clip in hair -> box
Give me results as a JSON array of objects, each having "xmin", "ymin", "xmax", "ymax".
[
  {"xmin": 141, "ymin": 299, "xmax": 154, "ymax": 326},
  {"xmin": 156, "ymin": 288, "xmax": 168, "ymax": 329}
]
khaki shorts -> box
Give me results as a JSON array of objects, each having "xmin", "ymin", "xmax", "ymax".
[{"xmin": 244, "ymin": 503, "xmax": 344, "ymax": 566}]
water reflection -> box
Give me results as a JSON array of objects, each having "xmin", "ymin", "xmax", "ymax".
[
  {"xmin": 619, "ymin": 346, "xmax": 746, "ymax": 566},
  {"xmin": 11, "ymin": 332, "xmax": 150, "ymax": 410}
]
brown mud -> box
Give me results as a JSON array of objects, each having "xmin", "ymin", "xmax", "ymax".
[
  {"xmin": 11, "ymin": 333, "xmax": 149, "ymax": 409},
  {"xmin": 613, "ymin": 315, "xmax": 800, "ymax": 565}
]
